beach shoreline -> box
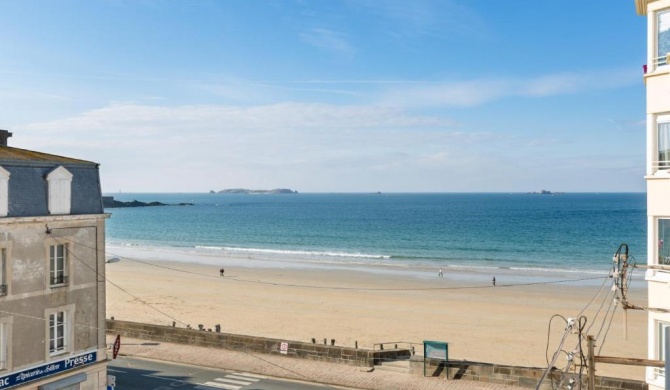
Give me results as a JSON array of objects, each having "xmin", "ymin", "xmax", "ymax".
[
  {"xmin": 105, "ymin": 246, "xmax": 648, "ymax": 380},
  {"xmin": 106, "ymin": 244, "xmax": 644, "ymax": 286}
]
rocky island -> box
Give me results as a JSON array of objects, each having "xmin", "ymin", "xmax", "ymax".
[
  {"xmin": 527, "ymin": 190, "xmax": 564, "ymax": 195},
  {"xmin": 102, "ymin": 196, "xmax": 194, "ymax": 208},
  {"xmin": 210, "ymin": 188, "xmax": 298, "ymax": 194}
]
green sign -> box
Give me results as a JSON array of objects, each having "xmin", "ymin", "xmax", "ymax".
[{"xmin": 423, "ymin": 340, "xmax": 448, "ymax": 377}]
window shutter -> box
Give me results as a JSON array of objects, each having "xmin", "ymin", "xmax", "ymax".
[
  {"xmin": 0, "ymin": 166, "xmax": 10, "ymax": 217},
  {"xmin": 47, "ymin": 167, "xmax": 72, "ymax": 215}
]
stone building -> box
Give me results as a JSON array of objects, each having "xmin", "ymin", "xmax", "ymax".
[
  {"xmin": 635, "ymin": 1, "xmax": 670, "ymax": 389},
  {"xmin": 0, "ymin": 130, "xmax": 108, "ymax": 389}
]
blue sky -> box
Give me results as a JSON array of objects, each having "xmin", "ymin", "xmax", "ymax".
[{"xmin": 0, "ymin": 0, "xmax": 647, "ymax": 192}]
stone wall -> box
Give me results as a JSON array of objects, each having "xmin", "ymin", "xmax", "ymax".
[
  {"xmin": 410, "ymin": 356, "xmax": 647, "ymax": 390},
  {"xmin": 107, "ymin": 320, "xmax": 646, "ymax": 390},
  {"xmin": 106, "ymin": 320, "xmax": 406, "ymax": 367}
]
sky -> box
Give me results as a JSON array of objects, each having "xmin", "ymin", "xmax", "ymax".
[{"xmin": 0, "ymin": 0, "xmax": 649, "ymax": 193}]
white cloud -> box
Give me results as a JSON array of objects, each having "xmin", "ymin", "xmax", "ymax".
[
  {"xmin": 378, "ymin": 69, "xmax": 640, "ymax": 107},
  {"xmin": 23, "ymin": 102, "xmax": 448, "ymax": 135},
  {"xmin": 300, "ymin": 28, "xmax": 355, "ymax": 56},
  {"xmin": 12, "ymin": 94, "xmax": 643, "ymax": 193},
  {"xmin": 351, "ymin": 0, "xmax": 487, "ymax": 39},
  {"xmin": 14, "ymin": 102, "xmax": 526, "ymax": 191},
  {"xmin": 521, "ymin": 69, "xmax": 638, "ymax": 97}
]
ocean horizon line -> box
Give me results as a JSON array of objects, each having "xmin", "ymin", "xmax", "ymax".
[{"xmin": 103, "ymin": 191, "xmax": 647, "ymax": 195}]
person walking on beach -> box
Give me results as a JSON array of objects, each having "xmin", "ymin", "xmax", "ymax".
[
  {"xmin": 219, "ymin": 268, "xmax": 225, "ymax": 277},
  {"xmin": 438, "ymin": 268, "xmax": 443, "ymax": 278},
  {"xmin": 492, "ymin": 276, "xmax": 496, "ymax": 286}
]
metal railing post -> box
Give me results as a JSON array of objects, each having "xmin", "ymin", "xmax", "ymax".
[{"xmin": 665, "ymin": 326, "xmax": 669, "ymax": 390}]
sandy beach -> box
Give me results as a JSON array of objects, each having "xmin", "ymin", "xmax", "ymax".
[{"xmin": 105, "ymin": 249, "xmax": 648, "ymax": 381}]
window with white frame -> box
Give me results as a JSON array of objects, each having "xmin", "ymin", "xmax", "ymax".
[
  {"xmin": 0, "ymin": 249, "xmax": 6, "ymax": 296},
  {"xmin": 49, "ymin": 311, "xmax": 67, "ymax": 355},
  {"xmin": 0, "ymin": 321, "xmax": 7, "ymax": 370},
  {"xmin": 49, "ymin": 244, "xmax": 68, "ymax": 286},
  {"xmin": 658, "ymin": 10, "xmax": 670, "ymax": 67},
  {"xmin": 658, "ymin": 115, "xmax": 670, "ymax": 171},
  {"xmin": 657, "ymin": 321, "xmax": 669, "ymax": 378},
  {"xmin": 46, "ymin": 166, "xmax": 72, "ymax": 215},
  {"xmin": 659, "ymin": 220, "xmax": 670, "ymax": 266}
]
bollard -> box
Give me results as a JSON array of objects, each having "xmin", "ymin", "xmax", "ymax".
[
  {"xmin": 323, "ymin": 338, "xmax": 327, "ymax": 345},
  {"xmin": 198, "ymin": 324, "xmax": 204, "ymax": 330},
  {"xmin": 395, "ymin": 344, "xmax": 398, "ymax": 349},
  {"xmin": 311, "ymin": 338, "xmax": 316, "ymax": 344},
  {"xmin": 331, "ymin": 339, "xmax": 335, "ymax": 346},
  {"xmin": 380, "ymin": 344, "xmax": 384, "ymax": 350},
  {"xmin": 215, "ymin": 324, "xmax": 221, "ymax": 333},
  {"xmin": 355, "ymin": 341, "xmax": 358, "ymax": 349},
  {"xmin": 172, "ymin": 321, "xmax": 176, "ymax": 327}
]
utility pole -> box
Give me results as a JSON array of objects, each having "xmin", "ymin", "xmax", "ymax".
[
  {"xmin": 587, "ymin": 335, "xmax": 596, "ymax": 390},
  {"xmin": 620, "ymin": 250, "xmax": 628, "ymax": 341}
]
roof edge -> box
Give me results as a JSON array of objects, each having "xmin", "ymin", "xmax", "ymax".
[
  {"xmin": 0, "ymin": 145, "xmax": 99, "ymax": 166},
  {"xmin": 635, "ymin": 0, "xmax": 649, "ymax": 15},
  {"xmin": 0, "ymin": 160, "xmax": 99, "ymax": 169}
]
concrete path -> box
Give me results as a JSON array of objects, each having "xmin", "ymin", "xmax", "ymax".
[{"xmin": 107, "ymin": 336, "xmax": 525, "ymax": 390}]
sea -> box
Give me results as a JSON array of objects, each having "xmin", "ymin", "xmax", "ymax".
[{"xmin": 103, "ymin": 192, "xmax": 647, "ymax": 284}]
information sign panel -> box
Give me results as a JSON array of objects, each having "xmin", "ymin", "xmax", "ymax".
[{"xmin": 423, "ymin": 340, "xmax": 448, "ymax": 378}]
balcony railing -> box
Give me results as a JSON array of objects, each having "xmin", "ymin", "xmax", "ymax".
[
  {"xmin": 50, "ymin": 275, "xmax": 69, "ymax": 286},
  {"xmin": 652, "ymin": 159, "xmax": 670, "ymax": 172},
  {"xmin": 0, "ymin": 284, "xmax": 6, "ymax": 296},
  {"xmin": 653, "ymin": 53, "xmax": 670, "ymax": 68}
]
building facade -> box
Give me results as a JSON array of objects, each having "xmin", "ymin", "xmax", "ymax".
[
  {"xmin": 0, "ymin": 131, "xmax": 109, "ymax": 389},
  {"xmin": 635, "ymin": 1, "xmax": 670, "ymax": 389}
]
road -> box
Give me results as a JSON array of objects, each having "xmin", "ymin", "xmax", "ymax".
[{"xmin": 108, "ymin": 356, "xmax": 346, "ymax": 390}]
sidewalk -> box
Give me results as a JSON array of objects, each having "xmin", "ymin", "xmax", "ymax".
[{"xmin": 107, "ymin": 336, "xmax": 525, "ymax": 390}]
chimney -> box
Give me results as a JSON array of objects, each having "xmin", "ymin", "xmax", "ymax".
[{"xmin": 0, "ymin": 130, "xmax": 12, "ymax": 147}]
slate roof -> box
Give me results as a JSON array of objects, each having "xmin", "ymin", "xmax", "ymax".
[
  {"xmin": 0, "ymin": 146, "xmax": 98, "ymax": 167},
  {"xmin": 0, "ymin": 146, "xmax": 104, "ymax": 217}
]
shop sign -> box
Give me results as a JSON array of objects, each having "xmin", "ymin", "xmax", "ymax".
[{"xmin": 0, "ymin": 351, "xmax": 97, "ymax": 389}]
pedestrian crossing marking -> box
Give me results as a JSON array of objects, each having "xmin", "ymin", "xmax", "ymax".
[
  {"xmin": 214, "ymin": 377, "xmax": 252, "ymax": 385},
  {"xmin": 196, "ymin": 382, "xmax": 240, "ymax": 390},
  {"xmin": 225, "ymin": 375, "xmax": 260, "ymax": 382},
  {"xmin": 194, "ymin": 372, "xmax": 266, "ymax": 390}
]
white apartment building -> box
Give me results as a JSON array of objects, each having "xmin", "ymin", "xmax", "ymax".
[{"xmin": 635, "ymin": 1, "xmax": 670, "ymax": 389}]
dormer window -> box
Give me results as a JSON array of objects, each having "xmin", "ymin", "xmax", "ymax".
[
  {"xmin": 46, "ymin": 166, "xmax": 73, "ymax": 215},
  {"xmin": 657, "ymin": 9, "xmax": 670, "ymax": 67},
  {"xmin": 0, "ymin": 166, "xmax": 9, "ymax": 217}
]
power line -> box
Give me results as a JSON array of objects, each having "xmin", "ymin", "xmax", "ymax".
[
  {"xmin": 536, "ymin": 244, "xmax": 649, "ymax": 390},
  {"xmin": 43, "ymin": 230, "xmax": 345, "ymax": 389},
  {"xmin": 48, "ymin": 230, "xmax": 610, "ymax": 292},
  {"xmin": 48, "ymin": 231, "xmax": 188, "ymax": 327}
]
